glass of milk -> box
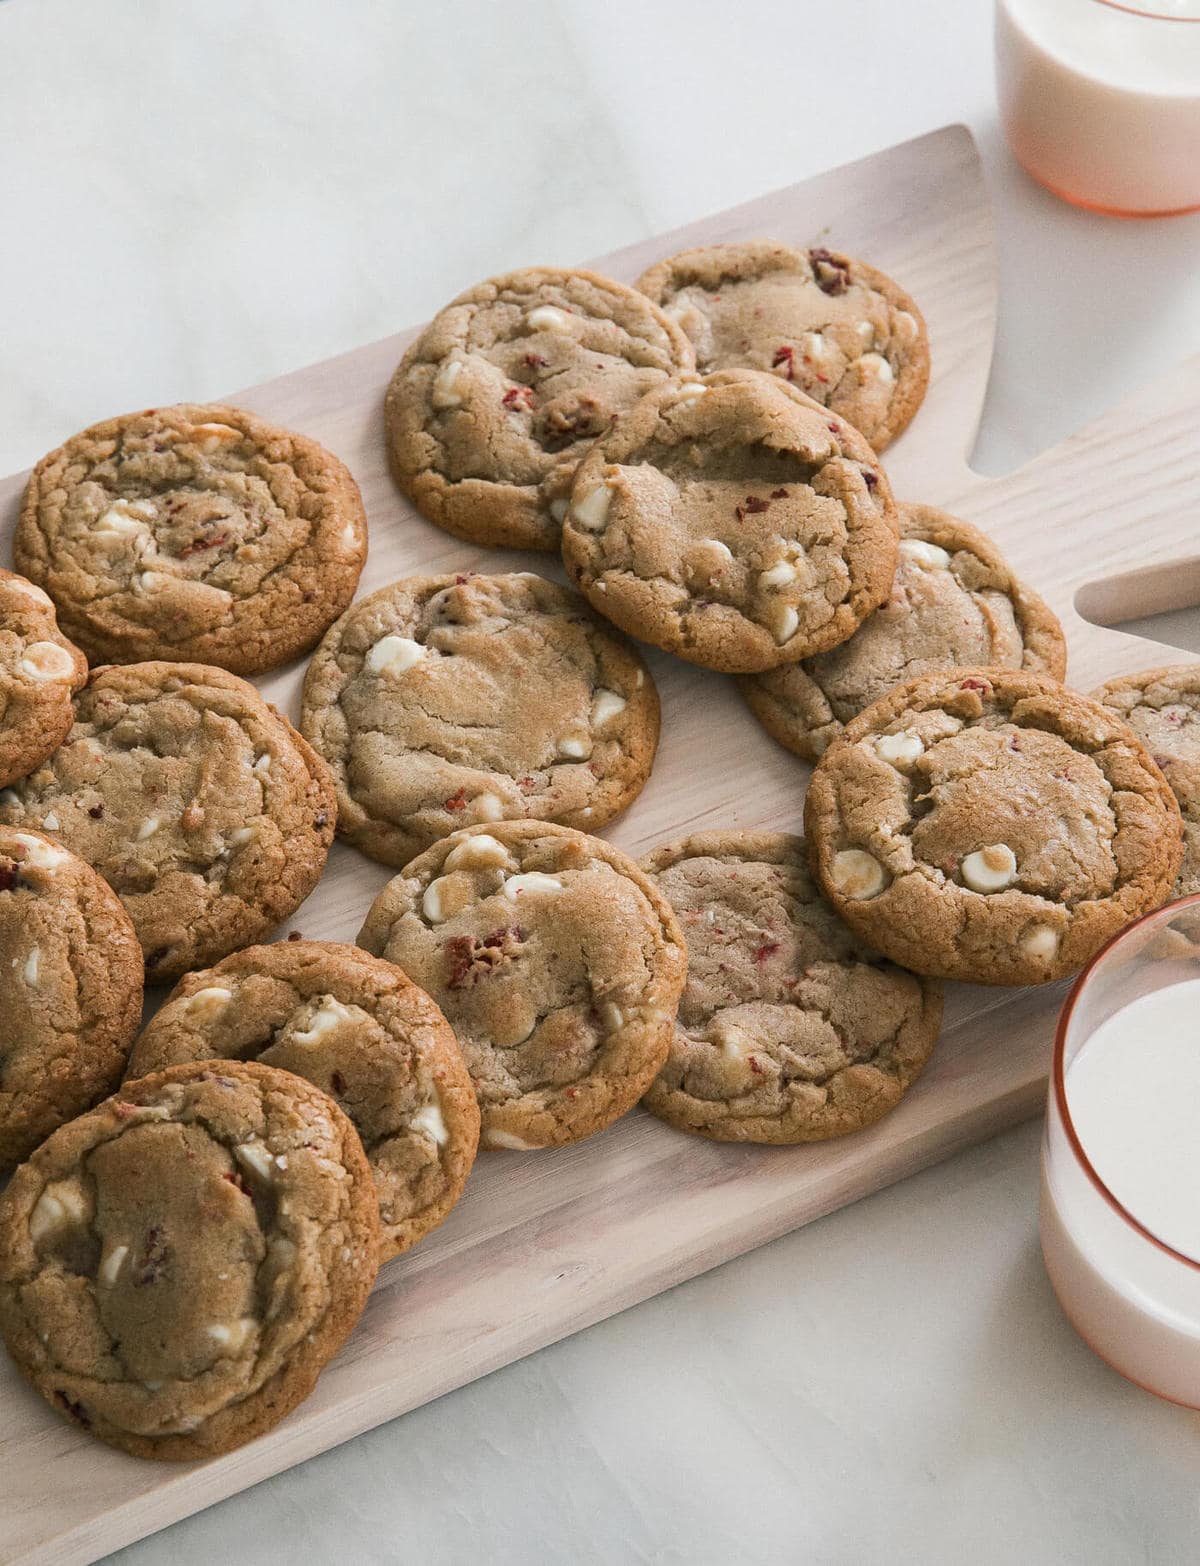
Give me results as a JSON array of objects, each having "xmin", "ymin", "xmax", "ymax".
[
  {"xmin": 1042, "ymin": 895, "xmax": 1200, "ymax": 1403},
  {"xmin": 996, "ymin": 0, "xmax": 1200, "ymax": 216}
]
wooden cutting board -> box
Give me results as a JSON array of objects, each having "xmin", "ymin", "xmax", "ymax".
[{"xmin": 3, "ymin": 123, "xmax": 1198, "ymax": 1566}]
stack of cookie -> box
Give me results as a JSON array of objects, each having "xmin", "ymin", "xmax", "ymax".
[{"xmin": 0, "ymin": 238, "xmax": 1190, "ymax": 1463}]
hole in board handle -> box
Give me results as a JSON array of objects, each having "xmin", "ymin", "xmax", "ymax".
[{"xmin": 1076, "ymin": 556, "xmax": 1200, "ymax": 657}]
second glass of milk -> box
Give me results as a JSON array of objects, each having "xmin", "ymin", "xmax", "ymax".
[
  {"xmin": 1042, "ymin": 896, "xmax": 1200, "ymax": 1404},
  {"xmin": 996, "ymin": 0, "xmax": 1200, "ymax": 216}
]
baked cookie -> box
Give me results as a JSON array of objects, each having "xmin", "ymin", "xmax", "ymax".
[
  {"xmin": 636, "ymin": 239, "xmax": 929, "ymax": 452},
  {"xmin": 560, "ymin": 369, "xmax": 898, "ymax": 673},
  {"xmin": 15, "ymin": 403, "xmax": 367, "ymax": 676},
  {"xmin": 301, "ymin": 571, "xmax": 659, "ymax": 868},
  {"xmin": 1092, "ymin": 665, "xmax": 1200, "ymax": 898},
  {"xmin": 385, "ymin": 267, "xmax": 694, "ymax": 551},
  {"xmin": 640, "ymin": 832, "xmax": 942, "ymax": 1142},
  {"xmin": 0, "ymin": 662, "xmax": 336, "ymax": 982},
  {"xmin": 126, "ymin": 941, "xmax": 480, "ymax": 1260},
  {"xmin": 0, "ymin": 569, "xmax": 87, "ymax": 787},
  {"xmin": 804, "ymin": 669, "xmax": 1183, "ymax": 986},
  {"xmin": 0, "ymin": 827, "xmax": 142, "ymax": 1171},
  {"xmin": 0, "ymin": 1059, "xmax": 378, "ymax": 1461},
  {"xmin": 740, "ymin": 503, "xmax": 1067, "ymax": 759},
  {"xmin": 358, "ymin": 821, "xmax": 687, "ymax": 1149}
]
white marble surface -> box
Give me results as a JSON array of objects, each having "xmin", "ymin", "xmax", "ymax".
[{"xmin": 3, "ymin": 0, "xmax": 1200, "ymax": 1561}]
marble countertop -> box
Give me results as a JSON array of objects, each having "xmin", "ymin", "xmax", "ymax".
[{"xmin": 3, "ymin": 0, "xmax": 1200, "ymax": 1561}]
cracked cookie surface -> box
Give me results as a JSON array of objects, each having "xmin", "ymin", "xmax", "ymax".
[
  {"xmin": 0, "ymin": 662, "xmax": 336, "ymax": 982},
  {"xmin": 385, "ymin": 267, "xmax": 694, "ymax": 551},
  {"xmin": 560, "ymin": 369, "xmax": 898, "ymax": 673},
  {"xmin": 0, "ymin": 826, "xmax": 142, "ymax": 1171},
  {"xmin": 640, "ymin": 832, "xmax": 941, "ymax": 1142},
  {"xmin": 301, "ymin": 571, "xmax": 659, "ymax": 868},
  {"xmin": 15, "ymin": 403, "xmax": 367, "ymax": 676},
  {"xmin": 358, "ymin": 821, "xmax": 687, "ymax": 1149},
  {"xmin": 0, "ymin": 1059, "xmax": 379, "ymax": 1460},
  {"xmin": 804, "ymin": 669, "xmax": 1183, "ymax": 985},
  {"xmin": 127, "ymin": 941, "xmax": 480, "ymax": 1260},
  {"xmin": 740, "ymin": 503, "xmax": 1067, "ymax": 759},
  {"xmin": 636, "ymin": 239, "xmax": 929, "ymax": 452},
  {"xmin": 1093, "ymin": 665, "xmax": 1200, "ymax": 898},
  {"xmin": 0, "ymin": 569, "xmax": 88, "ymax": 788}
]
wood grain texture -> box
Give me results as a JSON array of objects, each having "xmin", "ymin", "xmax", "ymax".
[{"xmin": 1, "ymin": 123, "xmax": 1195, "ymax": 1566}]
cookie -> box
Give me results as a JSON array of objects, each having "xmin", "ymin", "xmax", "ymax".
[
  {"xmin": 640, "ymin": 832, "xmax": 942, "ymax": 1142},
  {"xmin": 560, "ymin": 369, "xmax": 898, "ymax": 674},
  {"xmin": 384, "ymin": 267, "xmax": 694, "ymax": 551},
  {"xmin": 15, "ymin": 403, "xmax": 367, "ymax": 676},
  {"xmin": 804, "ymin": 669, "xmax": 1183, "ymax": 986},
  {"xmin": 301, "ymin": 571, "xmax": 659, "ymax": 868},
  {"xmin": 126, "ymin": 941, "xmax": 480, "ymax": 1260},
  {"xmin": 1092, "ymin": 665, "xmax": 1200, "ymax": 898},
  {"xmin": 0, "ymin": 1059, "xmax": 378, "ymax": 1461},
  {"xmin": 0, "ymin": 662, "xmax": 336, "ymax": 982},
  {"xmin": 0, "ymin": 827, "xmax": 143, "ymax": 1172},
  {"xmin": 740, "ymin": 503, "xmax": 1067, "ymax": 759},
  {"xmin": 636, "ymin": 239, "xmax": 929, "ymax": 452},
  {"xmin": 358, "ymin": 821, "xmax": 687, "ymax": 1149},
  {"xmin": 0, "ymin": 569, "xmax": 88, "ymax": 788}
]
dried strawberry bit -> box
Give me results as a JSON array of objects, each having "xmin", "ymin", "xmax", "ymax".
[
  {"xmin": 133, "ymin": 1226, "xmax": 168, "ymax": 1287},
  {"xmin": 753, "ymin": 941, "xmax": 781, "ymax": 965},
  {"xmin": 862, "ymin": 470, "xmax": 878, "ymax": 491},
  {"xmin": 178, "ymin": 531, "xmax": 230, "ymax": 559},
  {"xmin": 88, "ymin": 803, "xmax": 104, "ymax": 819},
  {"xmin": 524, "ymin": 353, "xmax": 548, "ymax": 369},
  {"xmin": 111, "ymin": 1099, "xmax": 140, "ymax": 1119},
  {"xmin": 738, "ymin": 496, "xmax": 770, "ymax": 517},
  {"xmin": 445, "ymin": 925, "xmax": 527, "ymax": 989},
  {"xmin": 960, "ymin": 678, "xmax": 992, "ymax": 694},
  {"xmin": 223, "ymin": 1169, "xmax": 249, "ymax": 1193},
  {"xmin": 455, "ymin": 573, "xmax": 470, "ymax": 585},
  {"xmin": 748, "ymin": 1056, "xmax": 765, "ymax": 1075},
  {"xmin": 770, "ymin": 488, "xmax": 789, "ymax": 500},
  {"xmin": 771, "ymin": 345, "xmax": 796, "ymax": 380},
  {"xmin": 0, "ymin": 860, "xmax": 20, "ymax": 892},
  {"xmin": 518, "ymin": 775, "xmax": 537, "ymax": 793},
  {"xmin": 444, "ymin": 790, "xmax": 468, "ymax": 813},
  {"xmin": 809, "ymin": 247, "xmax": 850, "ymax": 296},
  {"xmin": 501, "ymin": 386, "xmax": 535, "ymax": 412},
  {"xmin": 444, "ymin": 935, "xmax": 477, "ymax": 990}
]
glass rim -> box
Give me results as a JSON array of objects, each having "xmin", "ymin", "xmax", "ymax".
[
  {"xmin": 1090, "ymin": 0, "xmax": 1200, "ymax": 20},
  {"xmin": 1054, "ymin": 890, "xmax": 1200, "ymax": 1271}
]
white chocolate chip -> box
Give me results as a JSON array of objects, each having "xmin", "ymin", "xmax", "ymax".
[
  {"xmin": 713, "ymin": 1021, "xmax": 748, "ymax": 1060},
  {"xmin": 183, "ymin": 985, "xmax": 234, "ymax": 1021},
  {"xmin": 98, "ymin": 1243, "xmax": 128, "ymax": 1287},
  {"xmin": 1021, "ymin": 925, "xmax": 1060, "ymax": 960},
  {"xmin": 570, "ymin": 483, "xmax": 612, "ymax": 532},
  {"xmin": 590, "ymin": 689, "xmax": 627, "ymax": 729},
  {"xmin": 19, "ymin": 641, "xmax": 76, "ymax": 682},
  {"xmin": 857, "ymin": 319, "xmax": 875, "ymax": 342},
  {"xmin": 94, "ymin": 504, "xmax": 150, "ymax": 536},
  {"xmin": 548, "ymin": 498, "xmax": 568, "ymax": 523},
  {"xmin": 899, "ymin": 538, "xmax": 952, "ymax": 571},
  {"xmin": 558, "ymin": 734, "xmax": 590, "ymax": 759},
  {"xmin": 135, "ymin": 570, "xmax": 166, "ymax": 595},
  {"xmin": 472, "ymin": 792, "xmax": 504, "ymax": 821},
  {"xmin": 412, "ymin": 1093, "xmax": 449, "ymax": 1148},
  {"xmin": 422, "ymin": 875, "xmax": 456, "ymax": 923},
  {"xmin": 702, "ymin": 539, "xmax": 732, "ymax": 561},
  {"xmin": 802, "ymin": 330, "xmax": 831, "ymax": 360},
  {"xmin": 365, "ymin": 635, "xmax": 426, "ymax": 678},
  {"xmin": 486, "ymin": 1128, "xmax": 539, "ymax": 1151},
  {"xmin": 29, "ymin": 1180, "xmax": 88, "ymax": 1244},
  {"xmin": 444, "ymin": 833, "xmax": 510, "ymax": 871},
  {"xmin": 41, "ymin": 812, "xmax": 59, "ymax": 831},
  {"xmin": 292, "ymin": 995, "xmax": 357, "ymax": 1044},
  {"xmin": 503, "ymin": 871, "xmax": 563, "ymax": 900},
  {"xmin": 598, "ymin": 1000, "xmax": 625, "ymax": 1032},
  {"xmin": 229, "ymin": 826, "xmax": 257, "ymax": 846},
  {"xmin": 208, "ymin": 1317, "xmax": 257, "ymax": 1352},
  {"xmin": 874, "ymin": 731, "xmax": 924, "ymax": 769},
  {"xmin": 830, "ymin": 848, "xmax": 889, "ymax": 900},
  {"xmin": 235, "ymin": 1142, "xmax": 277, "ymax": 1183},
  {"xmin": 673, "ymin": 381, "xmax": 709, "ymax": 407},
  {"xmin": 526, "ymin": 304, "xmax": 572, "ymax": 333},
  {"xmin": 6, "ymin": 578, "xmax": 53, "ymax": 607},
  {"xmin": 14, "ymin": 833, "xmax": 67, "ymax": 869},
  {"xmin": 252, "ymin": 752, "xmax": 272, "ymax": 775},
  {"xmin": 759, "ymin": 560, "xmax": 798, "ymax": 589},
  {"xmin": 860, "ymin": 352, "xmax": 895, "ymax": 383},
  {"xmin": 136, "ymin": 816, "xmax": 160, "ymax": 842},
  {"xmin": 191, "ymin": 422, "xmax": 241, "ymax": 448},
  {"xmin": 431, "ymin": 358, "xmax": 465, "ymax": 409},
  {"xmin": 894, "ymin": 309, "xmax": 919, "ymax": 342},
  {"xmin": 22, "ymin": 947, "xmax": 39, "ymax": 986},
  {"xmin": 770, "ymin": 602, "xmax": 800, "ymax": 645},
  {"xmin": 961, "ymin": 844, "xmax": 1018, "ymax": 894}
]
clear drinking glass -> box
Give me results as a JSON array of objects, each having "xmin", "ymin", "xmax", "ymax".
[
  {"xmin": 1042, "ymin": 894, "xmax": 1200, "ymax": 1405},
  {"xmin": 995, "ymin": 0, "xmax": 1200, "ymax": 216}
]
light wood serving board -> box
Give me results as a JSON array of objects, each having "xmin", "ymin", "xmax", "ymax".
[{"xmin": 3, "ymin": 123, "xmax": 1199, "ymax": 1565}]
